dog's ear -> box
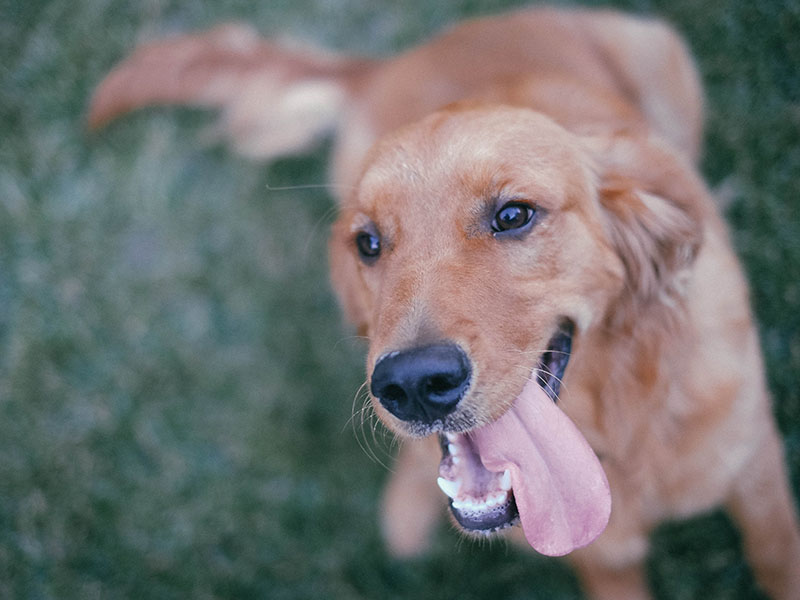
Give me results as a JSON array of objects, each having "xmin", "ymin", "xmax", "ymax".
[
  {"xmin": 88, "ymin": 24, "xmax": 368, "ymax": 161},
  {"xmin": 589, "ymin": 136, "xmax": 705, "ymax": 308}
]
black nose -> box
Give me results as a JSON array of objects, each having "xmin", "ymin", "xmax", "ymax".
[{"xmin": 370, "ymin": 343, "xmax": 471, "ymax": 423}]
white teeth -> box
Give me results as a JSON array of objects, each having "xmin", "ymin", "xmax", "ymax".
[
  {"xmin": 500, "ymin": 469, "xmax": 512, "ymax": 491},
  {"xmin": 447, "ymin": 443, "xmax": 459, "ymax": 456},
  {"xmin": 452, "ymin": 498, "xmax": 471, "ymax": 511},
  {"xmin": 451, "ymin": 492, "xmax": 509, "ymax": 512},
  {"xmin": 437, "ymin": 477, "xmax": 461, "ymax": 499},
  {"xmin": 487, "ymin": 493, "xmax": 502, "ymax": 506},
  {"xmin": 445, "ymin": 432, "xmax": 458, "ymax": 442}
]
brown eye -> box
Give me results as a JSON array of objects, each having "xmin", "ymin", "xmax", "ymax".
[
  {"xmin": 356, "ymin": 231, "xmax": 381, "ymax": 261},
  {"xmin": 492, "ymin": 202, "xmax": 535, "ymax": 234}
]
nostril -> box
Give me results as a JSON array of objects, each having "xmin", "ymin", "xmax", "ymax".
[
  {"xmin": 426, "ymin": 374, "xmax": 460, "ymax": 397},
  {"xmin": 381, "ymin": 383, "xmax": 407, "ymax": 405}
]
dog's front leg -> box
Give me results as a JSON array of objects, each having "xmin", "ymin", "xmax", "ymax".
[
  {"xmin": 726, "ymin": 422, "xmax": 800, "ymax": 599},
  {"xmin": 380, "ymin": 436, "xmax": 445, "ymax": 557},
  {"xmin": 572, "ymin": 557, "xmax": 651, "ymax": 600},
  {"xmin": 570, "ymin": 478, "xmax": 652, "ymax": 600}
]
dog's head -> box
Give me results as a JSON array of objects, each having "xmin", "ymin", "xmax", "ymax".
[{"xmin": 330, "ymin": 104, "xmax": 702, "ymax": 554}]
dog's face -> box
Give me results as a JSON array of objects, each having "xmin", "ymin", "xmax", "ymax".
[
  {"xmin": 333, "ymin": 105, "xmax": 631, "ymax": 436},
  {"xmin": 329, "ymin": 105, "xmax": 702, "ymax": 552}
]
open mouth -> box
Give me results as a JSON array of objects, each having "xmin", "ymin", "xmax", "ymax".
[
  {"xmin": 438, "ymin": 432, "xmax": 520, "ymax": 534},
  {"xmin": 437, "ymin": 323, "xmax": 574, "ymax": 537},
  {"xmin": 434, "ymin": 320, "xmax": 610, "ymax": 556}
]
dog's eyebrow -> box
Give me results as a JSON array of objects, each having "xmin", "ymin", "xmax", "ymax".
[{"xmin": 349, "ymin": 211, "xmax": 377, "ymax": 233}]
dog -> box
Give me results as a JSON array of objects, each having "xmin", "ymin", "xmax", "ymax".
[{"xmin": 89, "ymin": 6, "xmax": 800, "ymax": 598}]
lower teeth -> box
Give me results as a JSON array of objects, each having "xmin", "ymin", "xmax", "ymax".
[{"xmin": 451, "ymin": 491, "xmax": 510, "ymax": 511}]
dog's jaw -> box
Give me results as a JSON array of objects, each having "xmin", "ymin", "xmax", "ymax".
[
  {"xmin": 434, "ymin": 326, "xmax": 573, "ymax": 537},
  {"xmin": 438, "ymin": 432, "xmax": 520, "ymax": 535},
  {"xmin": 434, "ymin": 323, "xmax": 611, "ymax": 556}
]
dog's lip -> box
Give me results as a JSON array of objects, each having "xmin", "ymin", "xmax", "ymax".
[
  {"xmin": 535, "ymin": 320, "xmax": 574, "ymax": 403},
  {"xmin": 437, "ymin": 323, "xmax": 574, "ymax": 536}
]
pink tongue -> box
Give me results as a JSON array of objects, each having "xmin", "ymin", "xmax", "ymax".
[{"xmin": 469, "ymin": 377, "xmax": 610, "ymax": 556}]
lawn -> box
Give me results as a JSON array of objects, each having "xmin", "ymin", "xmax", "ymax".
[{"xmin": 1, "ymin": 0, "xmax": 798, "ymax": 598}]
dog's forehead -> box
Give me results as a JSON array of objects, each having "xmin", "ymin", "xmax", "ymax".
[{"xmin": 355, "ymin": 107, "xmax": 590, "ymax": 217}]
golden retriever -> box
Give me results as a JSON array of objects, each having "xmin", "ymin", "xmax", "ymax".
[{"xmin": 89, "ymin": 7, "xmax": 800, "ymax": 598}]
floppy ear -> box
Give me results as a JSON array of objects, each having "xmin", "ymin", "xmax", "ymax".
[{"xmin": 591, "ymin": 136, "xmax": 705, "ymax": 308}]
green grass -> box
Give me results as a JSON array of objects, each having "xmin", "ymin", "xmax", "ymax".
[{"xmin": 1, "ymin": 0, "xmax": 798, "ymax": 598}]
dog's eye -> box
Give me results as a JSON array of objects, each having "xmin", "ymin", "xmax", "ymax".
[
  {"xmin": 492, "ymin": 202, "xmax": 535, "ymax": 234},
  {"xmin": 356, "ymin": 231, "xmax": 381, "ymax": 261}
]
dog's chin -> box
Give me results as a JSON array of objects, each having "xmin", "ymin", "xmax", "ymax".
[{"xmin": 436, "ymin": 322, "xmax": 574, "ymax": 537}]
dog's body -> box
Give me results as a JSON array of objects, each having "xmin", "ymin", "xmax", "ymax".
[{"xmin": 89, "ymin": 7, "xmax": 800, "ymax": 598}]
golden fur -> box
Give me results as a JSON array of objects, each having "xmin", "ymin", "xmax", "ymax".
[{"xmin": 89, "ymin": 7, "xmax": 800, "ymax": 598}]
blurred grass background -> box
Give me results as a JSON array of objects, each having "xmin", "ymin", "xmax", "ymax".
[{"xmin": 0, "ymin": 0, "xmax": 798, "ymax": 598}]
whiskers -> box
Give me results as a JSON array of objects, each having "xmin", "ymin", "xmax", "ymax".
[
  {"xmin": 264, "ymin": 179, "xmax": 353, "ymax": 263},
  {"xmin": 531, "ymin": 363, "xmax": 568, "ymax": 403},
  {"xmin": 344, "ymin": 378, "xmax": 397, "ymax": 472},
  {"xmin": 331, "ymin": 334, "xmax": 369, "ymax": 352},
  {"xmin": 452, "ymin": 521, "xmax": 515, "ymax": 554},
  {"xmin": 507, "ymin": 346, "xmax": 572, "ymax": 404},
  {"xmin": 265, "ymin": 181, "xmax": 356, "ymax": 194}
]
